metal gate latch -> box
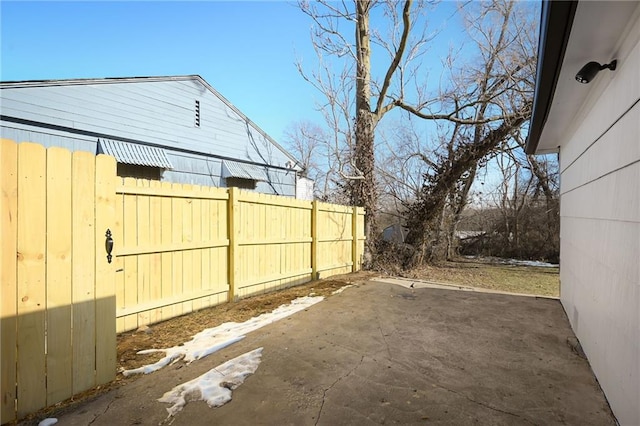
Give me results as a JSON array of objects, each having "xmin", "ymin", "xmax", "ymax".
[{"xmin": 105, "ymin": 229, "xmax": 114, "ymax": 263}]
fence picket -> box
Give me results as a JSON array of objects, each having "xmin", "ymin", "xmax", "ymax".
[
  {"xmin": 45, "ymin": 147, "xmax": 73, "ymax": 405},
  {"xmin": 160, "ymin": 181, "xmax": 173, "ymax": 321},
  {"xmin": 136, "ymin": 179, "xmax": 152, "ymax": 325},
  {"xmin": 114, "ymin": 180, "xmax": 126, "ymax": 333},
  {"xmin": 181, "ymin": 185, "xmax": 194, "ymax": 314},
  {"xmin": 1, "ymin": 139, "xmax": 18, "ymax": 424},
  {"xmin": 71, "ymin": 151, "xmax": 96, "ymax": 394},
  {"xmin": 122, "ymin": 177, "xmax": 138, "ymax": 330},
  {"xmin": 16, "ymin": 143, "xmax": 47, "ymax": 416},
  {"xmin": 94, "ymin": 154, "xmax": 116, "ymax": 385},
  {"xmin": 171, "ymin": 183, "xmax": 184, "ymax": 317},
  {"xmin": 191, "ymin": 187, "xmax": 203, "ymax": 312}
]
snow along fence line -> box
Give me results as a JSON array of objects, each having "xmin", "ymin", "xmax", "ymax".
[{"xmin": 121, "ymin": 296, "xmax": 324, "ymax": 376}]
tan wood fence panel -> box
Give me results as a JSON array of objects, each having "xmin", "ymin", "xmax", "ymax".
[
  {"xmin": 0, "ymin": 139, "xmax": 116, "ymax": 423},
  {"xmin": 113, "ymin": 184, "xmax": 363, "ymax": 329},
  {"xmin": 315, "ymin": 202, "xmax": 356, "ymax": 278},
  {"xmin": 115, "ymin": 179, "xmax": 230, "ymax": 333},
  {"xmin": 232, "ymin": 189, "xmax": 313, "ymax": 298}
]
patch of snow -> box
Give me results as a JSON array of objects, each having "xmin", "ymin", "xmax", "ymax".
[
  {"xmin": 122, "ymin": 337, "xmax": 243, "ymax": 376},
  {"xmin": 38, "ymin": 419, "xmax": 58, "ymax": 426},
  {"xmin": 158, "ymin": 348, "xmax": 263, "ymax": 417},
  {"xmin": 463, "ymin": 255, "xmax": 557, "ymax": 268},
  {"xmin": 332, "ymin": 284, "xmax": 355, "ymax": 295},
  {"xmin": 503, "ymin": 258, "xmax": 558, "ymax": 268},
  {"xmin": 122, "ymin": 296, "xmax": 323, "ymax": 376},
  {"xmin": 456, "ymin": 231, "xmax": 484, "ymax": 239}
]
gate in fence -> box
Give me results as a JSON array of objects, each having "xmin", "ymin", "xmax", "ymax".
[{"xmin": 1, "ymin": 140, "xmax": 116, "ymax": 423}]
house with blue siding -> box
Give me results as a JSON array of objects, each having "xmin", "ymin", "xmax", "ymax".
[{"xmin": 0, "ymin": 75, "xmax": 304, "ymax": 197}]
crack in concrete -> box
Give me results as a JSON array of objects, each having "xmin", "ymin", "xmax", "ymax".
[
  {"xmin": 376, "ymin": 316, "xmax": 393, "ymax": 360},
  {"xmin": 315, "ymin": 355, "xmax": 365, "ymax": 426},
  {"xmin": 87, "ymin": 395, "xmax": 117, "ymax": 426},
  {"xmin": 434, "ymin": 384, "xmax": 538, "ymax": 425}
]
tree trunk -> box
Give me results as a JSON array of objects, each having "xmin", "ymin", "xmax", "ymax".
[
  {"xmin": 355, "ymin": 0, "xmax": 379, "ymax": 262},
  {"xmin": 446, "ymin": 167, "xmax": 476, "ymax": 259}
]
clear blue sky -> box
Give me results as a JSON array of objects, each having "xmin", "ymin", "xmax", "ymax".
[{"xmin": 1, "ymin": 1, "xmax": 463, "ymax": 143}]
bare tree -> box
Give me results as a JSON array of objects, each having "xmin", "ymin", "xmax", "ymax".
[
  {"xmin": 283, "ymin": 121, "xmax": 333, "ymax": 199},
  {"xmin": 376, "ymin": 119, "xmax": 431, "ymax": 204},
  {"xmin": 401, "ymin": 0, "xmax": 537, "ymax": 265},
  {"xmin": 297, "ymin": 0, "xmax": 538, "ymax": 266},
  {"xmin": 298, "ymin": 0, "xmax": 439, "ymax": 260}
]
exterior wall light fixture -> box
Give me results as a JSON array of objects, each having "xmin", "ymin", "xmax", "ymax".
[{"xmin": 575, "ymin": 60, "xmax": 617, "ymax": 84}]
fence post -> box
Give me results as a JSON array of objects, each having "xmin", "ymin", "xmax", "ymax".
[
  {"xmin": 227, "ymin": 187, "xmax": 238, "ymax": 301},
  {"xmin": 311, "ymin": 200, "xmax": 318, "ymax": 280},
  {"xmin": 352, "ymin": 206, "xmax": 358, "ymax": 272}
]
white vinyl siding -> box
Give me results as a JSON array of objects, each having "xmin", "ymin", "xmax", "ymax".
[{"xmin": 557, "ymin": 15, "xmax": 640, "ymax": 425}]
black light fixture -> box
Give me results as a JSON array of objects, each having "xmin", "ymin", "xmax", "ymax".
[{"xmin": 575, "ymin": 60, "xmax": 617, "ymax": 84}]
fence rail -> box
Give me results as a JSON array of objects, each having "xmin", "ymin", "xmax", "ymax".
[{"xmin": 1, "ymin": 139, "xmax": 365, "ymax": 423}]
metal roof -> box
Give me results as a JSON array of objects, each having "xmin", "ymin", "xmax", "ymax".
[
  {"xmin": 222, "ymin": 160, "xmax": 269, "ymax": 181},
  {"xmin": 98, "ymin": 139, "xmax": 173, "ymax": 169}
]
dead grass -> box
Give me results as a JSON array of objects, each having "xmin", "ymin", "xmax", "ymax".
[{"xmin": 402, "ymin": 256, "xmax": 559, "ymax": 297}]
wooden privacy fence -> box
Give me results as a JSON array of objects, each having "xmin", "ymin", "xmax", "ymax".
[
  {"xmin": 1, "ymin": 139, "xmax": 365, "ymax": 423},
  {"xmin": 113, "ymin": 178, "xmax": 365, "ymax": 333}
]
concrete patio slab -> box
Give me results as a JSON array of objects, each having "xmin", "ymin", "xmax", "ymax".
[{"xmin": 34, "ymin": 280, "xmax": 615, "ymax": 425}]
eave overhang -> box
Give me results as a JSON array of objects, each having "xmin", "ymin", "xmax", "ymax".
[
  {"xmin": 526, "ymin": 1, "xmax": 639, "ymax": 155},
  {"xmin": 525, "ymin": 0, "xmax": 577, "ymax": 155}
]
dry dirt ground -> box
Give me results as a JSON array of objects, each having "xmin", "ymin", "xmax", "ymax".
[{"xmin": 19, "ymin": 259, "xmax": 559, "ymax": 424}]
